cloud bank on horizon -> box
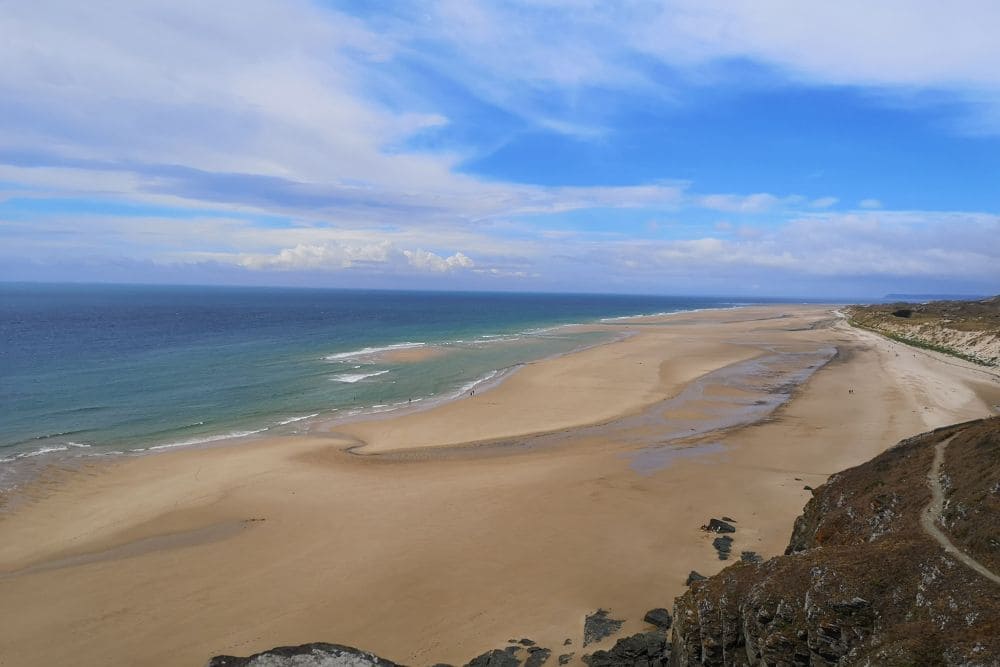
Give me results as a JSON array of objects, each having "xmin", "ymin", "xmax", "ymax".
[{"xmin": 1, "ymin": 0, "xmax": 998, "ymax": 297}]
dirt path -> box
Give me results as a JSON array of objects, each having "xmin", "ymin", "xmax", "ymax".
[{"xmin": 921, "ymin": 435, "xmax": 1000, "ymax": 585}]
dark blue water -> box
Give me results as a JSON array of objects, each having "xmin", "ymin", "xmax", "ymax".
[{"xmin": 0, "ymin": 283, "xmax": 777, "ymax": 480}]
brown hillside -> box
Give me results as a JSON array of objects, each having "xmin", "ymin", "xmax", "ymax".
[{"xmin": 671, "ymin": 418, "xmax": 1000, "ymax": 666}]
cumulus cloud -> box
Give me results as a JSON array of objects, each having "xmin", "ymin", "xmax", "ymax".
[
  {"xmin": 237, "ymin": 240, "xmax": 474, "ymax": 274},
  {"xmin": 403, "ymin": 249, "xmax": 474, "ymax": 272},
  {"xmin": 240, "ymin": 241, "xmax": 394, "ymax": 271},
  {"xmin": 859, "ymin": 198, "xmax": 884, "ymax": 209}
]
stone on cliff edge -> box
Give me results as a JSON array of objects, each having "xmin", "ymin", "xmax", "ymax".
[
  {"xmin": 685, "ymin": 571, "xmax": 707, "ymax": 585},
  {"xmin": 642, "ymin": 608, "xmax": 672, "ymax": 629},
  {"xmin": 523, "ymin": 646, "xmax": 551, "ymax": 667},
  {"xmin": 207, "ymin": 642, "xmax": 402, "ymax": 667},
  {"xmin": 465, "ymin": 649, "xmax": 521, "ymax": 667},
  {"xmin": 582, "ymin": 632, "xmax": 671, "ymax": 667},
  {"xmin": 583, "ymin": 609, "xmax": 625, "ymax": 647}
]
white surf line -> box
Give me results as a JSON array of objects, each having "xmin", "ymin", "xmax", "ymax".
[{"xmin": 921, "ymin": 434, "xmax": 1000, "ymax": 586}]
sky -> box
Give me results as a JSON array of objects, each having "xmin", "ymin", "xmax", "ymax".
[{"xmin": 1, "ymin": 1, "xmax": 999, "ymax": 298}]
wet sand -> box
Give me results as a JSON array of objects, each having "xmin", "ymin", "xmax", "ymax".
[{"xmin": 0, "ymin": 305, "xmax": 997, "ymax": 666}]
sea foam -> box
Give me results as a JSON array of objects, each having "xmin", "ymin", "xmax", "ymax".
[
  {"xmin": 147, "ymin": 428, "xmax": 269, "ymax": 451},
  {"xmin": 276, "ymin": 413, "xmax": 320, "ymax": 426},
  {"xmin": 330, "ymin": 370, "xmax": 390, "ymax": 383},
  {"xmin": 324, "ymin": 342, "xmax": 425, "ymax": 361}
]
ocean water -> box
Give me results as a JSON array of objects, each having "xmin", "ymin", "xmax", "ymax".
[{"xmin": 0, "ymin": 283, "xmax": 774, "ymax": 485}]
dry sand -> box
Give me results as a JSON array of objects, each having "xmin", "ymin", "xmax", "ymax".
[{"xmin": 0, "ymin": 305, "xmax": 997, "ymax": 666}]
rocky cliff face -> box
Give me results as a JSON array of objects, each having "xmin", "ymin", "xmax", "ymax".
[{"xmin": 670, "ymin": 418, "xmax": 1000, "ymax": 666}]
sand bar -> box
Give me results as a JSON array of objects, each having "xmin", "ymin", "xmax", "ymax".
[{"xmin": 1, "ymin": 305, "xmax": 998, "ymax": 666}]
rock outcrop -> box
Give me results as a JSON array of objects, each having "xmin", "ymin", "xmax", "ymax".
[
  {"xmin": 207, "ymin": 642, "xmax": 402, "ymax": 667},
  {"xmin": 670, "ymin": 418, "xmax": 1000, "ymax": 666},
  {"xmin": 583, "ymin": 631, "xmax": 671, "ymax": 667}
]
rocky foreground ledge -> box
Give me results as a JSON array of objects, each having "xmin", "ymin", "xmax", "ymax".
[{"xmin": 207, "ymin": 418, "xmax": 1000, "ymax": 667}]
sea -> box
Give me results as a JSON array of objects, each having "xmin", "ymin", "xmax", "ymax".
[{"xmin": 0, "ymin": 283, "xmax": 789, "ymax": 488}]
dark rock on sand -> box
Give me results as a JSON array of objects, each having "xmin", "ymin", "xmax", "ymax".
[
  {"xmin": 466, "ymin": 648, "xmax": 521, "ymax": 667},
  {"xmin": 712, "ymin": 535, "xmax": 733, "ymax": 559},
  {"xmin": 518, "ymin": 639, "xmax": 536, "ymax": 647},
  {"xmin": 206, "ymin": 642, "xmax": 402, "ymax": 667},
  {"xmin": 642, "ymin": 608, "xmax": 672, "ymax": 630},
  {"xmin": 685, "ymin": 570, "xmax": 707, "ymax": 585},
  {"xmin": 582, "ymin": 632, "xmax": 671, "ymax": 667},
  {"xmin": 557, "ymin": 654, "xmax": 574, "ymax": 665},
  {"xmin": 803, "ymin": 485, "xmax": 813, "ymax": 491},
  {"xmin": 563, "ymin": 639, "xmax": 571, "ymax": 646},
  {"xmin": 739, "ymin": 550, "xmax": 762, "ymax": 564},
  {"xmin": 721, "ymin": 516, "xmax": 736, "ymax": 523},
  {"xmin": 705, "ymin": 518, "xmax": 736, "ymax": 533},
  {"xmin": 523, "ymin": 646, "xmax": 551, "ymax": 667},
  {"xmin": 583, "ymin": 609, "xmax": 624, "ymax": 647}
]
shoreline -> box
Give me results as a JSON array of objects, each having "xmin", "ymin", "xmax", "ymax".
[
  {"xmin": 0, "ymin": 304, "xmax": 732, "ymax": 497},
  {"xmin": 2, "ymin": 304, "xmax": 997, "ymax": 666}
]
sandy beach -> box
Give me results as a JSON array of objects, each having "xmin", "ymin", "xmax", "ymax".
[{"xmin": 1, "ymin": 305, "xmax": 998, "ymax": 666}]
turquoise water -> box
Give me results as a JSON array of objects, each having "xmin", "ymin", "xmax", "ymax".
[{"xmin": 0, "ymin": 284, "xmax": 782, "ymax": 484}]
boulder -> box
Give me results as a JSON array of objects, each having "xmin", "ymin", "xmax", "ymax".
[
  {"xmin": 685, "ymin": 571, "xmax": 707, "ymax": 585},
  {"xmin": 583, "ymin": 609, "xmax": 624, "ymax": 647},
  {"xmin": 523, "ymin": 647, "xmax": 551, "ymax": 667},
  {"xmin": 642, "ymin": 608, "xmax": 672, "ymax": 630},
  {"xmin": 206, "ymin": 642, "xmax": 402, "ymax": 667},
  {"xmin": 712, "ymin": 535, "xmax": 733, "ymax": 560},
  {"xmin": 706, "ymin": 519, "xmax": 736, "ymax": 533},
  {"xmin": 465, "ymin": 649, "xmax": 521, "ymax": 667},
  {"xmin": 582, "ymin": 632, "xmax": 670, "ymax": 667}
]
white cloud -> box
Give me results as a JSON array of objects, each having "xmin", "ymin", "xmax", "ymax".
[
  {"xmin": 627, "ymin": 211, "xmax": 1000, "ymax": 279},
  {"xmin": 698, "ymin": 192, "xmax": 789, "ymax": 213},
  {"xmin": 375, "ymin": 1, "xmax": 1000, "ymax": 134},
  {"xmin": 2, "ymin": 1, "xmax": 998, "ymax": 294},
  {"xmin": 810, "ymin": 197, "xmax": 838, "ymax": 209},
  {"xmin": 240, "ymin": 241, "xmax": 394, "ymax": 271},
  {"xmin": 235, "ymin": 240, "xmax": 475, "ymax": 274},
  {"xmin": 403, "ymin": 249, "xmax": 474, "ymax": 272},
  {"xmin": 640, "ymin": 1, "xmax": 1000, "ymax": 91}
]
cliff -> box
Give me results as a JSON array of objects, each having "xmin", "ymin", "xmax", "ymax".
[
  {"xmin": 845, "ymin": 296, "xmax": 1000, "ymax": 366},
  {"xmin": 205, "ymin": 419, "xmax": 1000, "ymax": 666},
  {"xmin": 670, "ymin": 417, "xmax": 1000, "ymax": 666}
]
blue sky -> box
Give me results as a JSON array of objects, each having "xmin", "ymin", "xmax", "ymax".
[{"xmin": 1, "ymin": 1, "xmax": 998, "ymax": 297}]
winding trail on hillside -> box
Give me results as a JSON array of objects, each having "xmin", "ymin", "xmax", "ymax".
[{"xmin": 921, "ymin": 434, "xmax": 1000, "ymax": 585}]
